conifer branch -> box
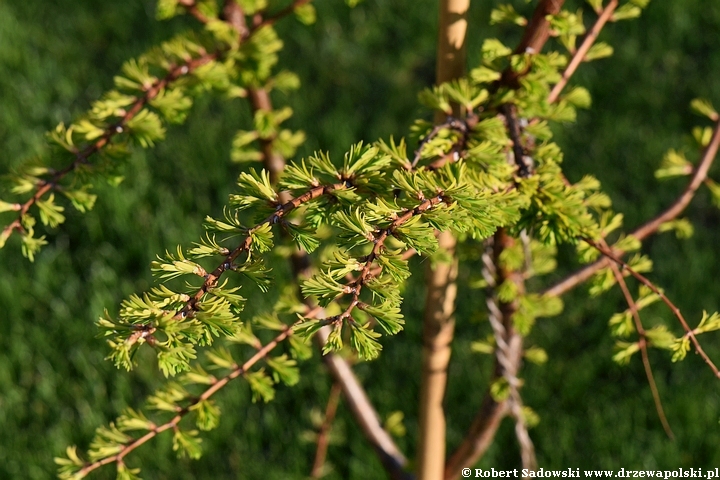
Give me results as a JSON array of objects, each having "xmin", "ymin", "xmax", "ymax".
[
  {"xmin": 100, "ymin": 176, "xmax": 347, "ymax": 375},
  {"xmin": 74, "ymin": 323, "xmax": 295, "ymax": 478},
  {"xmin": 1, "ymin": 0, "xmax": 310, "ymax": 257},
  {"xmin": 441, "ymin": 0, "xmax": 642, "ymax": 469},
  {"xmin": 607, "ymin": 258, "xmax": 674, "ymax": 439},
  {"xmin": 412, "ymin": 115, "xmax": 478, "ymax": 170},
  {"xmin": 1, "ymin": 52, "xmax": 218, "ymax": 245},
  {"xmin": 443, "ymin": 0, "xmax": 576, "ymax": 473},
  {"xmin": 544, "ymin": 117, "xmax": 720, "ymax": 298},
  {"xmin": 444, "ymin": 0, "xmax": 592, "ymax": 469}
]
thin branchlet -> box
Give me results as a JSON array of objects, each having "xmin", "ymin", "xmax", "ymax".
[
  {"xmin": 176, "ymin": 182, "xmax": 344, "ymax": 321},
  {"xmin": 607, "ymin": 257, "xmax": 674, "ymax": 439},
  {"xmin": 548, "ymin": 0, "xmax": 619, "ymax": 104}
]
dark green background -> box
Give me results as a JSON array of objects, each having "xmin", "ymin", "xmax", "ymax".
[{"xmin": 0, "ymin": 1, "xmax": 719, "ymax": 478}]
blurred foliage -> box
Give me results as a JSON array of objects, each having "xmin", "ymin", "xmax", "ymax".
[{"xmin": 1, "ymin": 0, "xmax": 719, "ymax": 478}]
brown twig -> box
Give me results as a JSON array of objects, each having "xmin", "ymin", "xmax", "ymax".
[
  {"xmin": 515, "ymin": 0, "xmax": 565, "ymax": 55},
  {"xmin": 607, "ymin": 259, "xmax": 674, "ymax": 438},
  {"xmin": 547, "ymin": 0, "xmax": 618, "ymax": 104},
  {"xmin": 249, "ymin": 88, "xmax": 288, "ymax": 183},
  {"xmin": 77, "ymin": 324, "xmax": 295, "ymax": 477},
  {"xmin": 543, "ymin": 117, "xmax": 720, "ymax": 298},
  {"xmin": 311, "ymin": 383, "xmax": 342, "ymax": 478},
  {"xmin": 221, "ymin": 0, "xmax": 250, "ymax": 38},
  {"xmin": 315, "ymin": 327, "xmax": 413, "ymax": 480},
  {"xmin": 500, "ymin": 0, "xmax": 565, "ymax": 89},
  {"xmin": 589, "ymin": 239, "xmax": 720, "ymax": 379},
  {"xmin": 501, "ymin": 104, "xmax": 535, "ymax": 177}
]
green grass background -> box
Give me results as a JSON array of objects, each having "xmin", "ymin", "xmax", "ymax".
[{"xmin": 1, "ymin": 0, "xmax": 719, "ymax": 478}]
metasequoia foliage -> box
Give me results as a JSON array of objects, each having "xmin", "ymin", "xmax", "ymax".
[{"xmin": 2, "ymin": 0, "xmax": 720, "ymax": 479}]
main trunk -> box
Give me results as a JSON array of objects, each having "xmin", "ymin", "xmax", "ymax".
[{"xmin": 416, "ymin": 1, "xmax": 468, "ymax": 479}]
